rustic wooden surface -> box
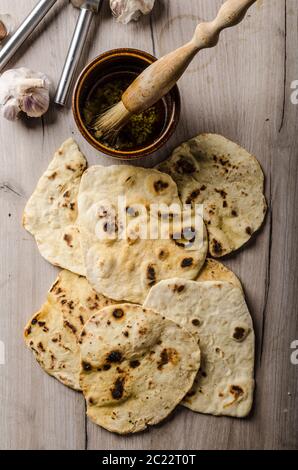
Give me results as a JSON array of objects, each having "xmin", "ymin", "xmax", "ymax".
[{"xmin": 0, "ymin": 0, "xmax": 297, "ymax": 450}]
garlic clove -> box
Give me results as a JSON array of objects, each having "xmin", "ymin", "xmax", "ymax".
[
  {"xmin": 16, "ymin": 78, "xmax": 45, "ymax": 95},
  {"xmin": 70, "ymin": 0, "xmax": 85, "ymax": 8},
  {"xmin": 21, "ymin": 88, "xmax": 50, "ymax": 118},
  {"xmin": 0, "ymin": 14, "xmax": 15, "ymax": 43},
  {"xmin": 110, "ymin": 0, "xmax": 155, "ymax": 24},
  {"xmin": 1, "ymin": 97, "xmax": 20, "ymax": 121}
]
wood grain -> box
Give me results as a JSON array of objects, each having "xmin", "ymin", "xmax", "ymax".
[{"xmin": 0, "ymin": 0, "xmax": 297, "ymax": 450}]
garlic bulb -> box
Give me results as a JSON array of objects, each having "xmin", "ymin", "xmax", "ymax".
[
  {"xmin": 110, "ymin": 0, "xmax": 155, "ymax": 24},
  {"xmin": 70, "ymin": 0, "xmax": 85, "ymax": 8},
  {"xmin": 0, "ymin": 14, "xmax": 15, "ymax": 43},
  {"xmin": 0, "ymin": 68, "xmax": 51, "ymax": 121}
]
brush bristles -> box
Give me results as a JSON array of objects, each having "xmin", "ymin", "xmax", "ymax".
[{"xmin": 92, "ymin": 101, "xmax": 131, "ymax": 140}]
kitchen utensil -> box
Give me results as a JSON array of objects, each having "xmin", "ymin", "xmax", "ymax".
[
  {"xmin": 54, "ymin": 0, "xmax": 102, "ymax": 106},
  {"xmin": 0, "ymin": 0, "xmax": 58, "ymax": 72},
  {"xmin": 94, "ymin": 0, "xmax": 257, "ymax": 138},
  {"xmin": 72, "ymin": 48, "xmax": 180, "ymax": 159}
]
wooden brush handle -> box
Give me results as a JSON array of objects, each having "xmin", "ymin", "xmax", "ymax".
[{"xmin": 122, "ymin": 0, "xmax": 257, "ymax": 114}]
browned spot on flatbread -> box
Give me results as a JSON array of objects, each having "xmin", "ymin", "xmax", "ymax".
[
  {"xmin": 106, "ymin": 351, "xmax": 123, "ymax": 363},
  {"xmin": 64, "ymin": 320, "xmax": 77, "ymax": 335},
  {"xmin": 157, "ymin": 348, "xmax": 179, "ymax": 370},
  {"xmin": 113, "ymin": 308, "xmax": 124, "ymax": 319},
  {"xmin": 111, "ymin": 377, "xmax": 125, "ymax": 400},
  {"xmin": 215, "ymin": 188, "xmax": 227, "ymax": 199},
  {"xmin": 37, "ymin": 342, "xmax": 45, "ymax": 352},
  {"xmin": 181, "ymin": 258, "xmax": 193, "ymax": 268},
  {"xmin": 66, "ymin": 164, "xmax": 76, "ymax": 172},
  {"xmin": 154, "ymin": 180, "xmax": 169, "ymax": 192},
  {"xmin": 147, "ymin": 264, "xmax": 156, "ymax": 286},
  {"xmin": 63, "ymin": 233, "xmax": 73, "ymax": 247},
  {"xmin": 129, "ymin": 360, "xmax": 140, "ymax": 369},
  {"xmin": 186, "ymin": 189, "xmax": 201, "ymax": 205},
  {"xmin": 230, "ymin": 385, "xmax": 244, "ymax": 399},
  {"xmin": 25, "ymin": 326, "xmax": 32, "ymax": 336},
  {"xmin": 212, "ymin": 239, "xmax": 223, "ymax": 255},
  {"xmin": 158, "ymin": 249, "xmax": 168, "ymax": 261},
  {"xmin": 174, "ymin": 158, "xmax": 196, "ymax": 174},
  {"xmin": 82, "ymin": 361, "xmax": 92, "ymax": 372},
  {"xmin": 172, "ymin": 284, "xmax": 185, "ymax": 293},
  {"xmin": 233, "ymin": 327, "xmax": 248, "ymax": 342}
]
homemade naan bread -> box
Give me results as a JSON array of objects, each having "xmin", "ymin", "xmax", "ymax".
[
  {"xmin": 24, "ymin": 270, "xmax": 115, "ymax": 390},
  {"xmin": 144, "ymin": 279, "xmax": 254, "ymax": 417},
  {"xmin": 77, "ymin": 165, "xmax": 208, "ymax": 303},
  {"xmin": 197, "ymin": 258, "xmax": 243, "ymax": 292},
  {"xmin": 79, "ymin": 303, "xmax": 201, "ymax": 434},
  {"xmin": 23, "ymin": 138, "xmax": 87, "ymax": 275},
  {"xmin": 157, "ymin": 134, "xmax": 267, "ymax": 257}
]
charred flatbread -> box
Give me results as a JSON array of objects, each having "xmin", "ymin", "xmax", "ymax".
[
  {"xmin": 79, "ymin": 303, "xmax": 201, "ymax": 433},
  {"xmin": 144, "ymin": 279, "xmax": 254, "ymax": 417},
  {"xmin": 77, "ymin": 165, "xmax": 208, "ymax": 303},
  {"xmin": 24, "ymin": 270, "xmax": 116, "ymax": 390},
  {"xmin": 23, "ymin": 139, "xmax": 87, "ymax": 275},
  {"xmin": 157, "ymin": 134, "xmax": 267, "ymax": 257}
]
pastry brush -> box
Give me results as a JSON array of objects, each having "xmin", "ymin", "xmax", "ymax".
[{"xmin": 93, "ymin": 0, "xmax": 257, "ymax": 139}]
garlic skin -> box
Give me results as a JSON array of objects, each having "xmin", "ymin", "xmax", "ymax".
[
  {"xmin": 110, "ymin": 0, "xmax": 155, "ymax": 24},
  {"xmin": 0, "ymin": 14, "xmax": 15, "ymax": 43},
  {"xmin": 2, "ymin": 97, "xmax": 19, "ymax": 121},
  {"xmin": 70, "ymin": 0, "xmax": 85, "ymax": 8},
  {"xmin": 0, "ymin": 68, "xmax": 51, "ymax": 121}
]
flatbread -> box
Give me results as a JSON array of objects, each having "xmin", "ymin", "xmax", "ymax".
[
  {"xmin": 79, "ymin": 303, "xmax": 201, "ymax": 434},
  {"xmin": 23, "ymin": 138, "xmax": 87, "ymax": 275},
  {"xmin": 144, "ymin": 279, "xmax": 254, "ymax": 417},
  {"xmin": 77, "ymin": 165, "xmax": 208, "ymax": 304},
  {"xmin": 197, "ymin": 258, "xmax": 243, "ymax": 292},
  {"xmin": 24, "ymin": 270, "xmax": 116, "ymax": 390},
  {"xmin": 157, "ymin": 134, "xmax": 267, "ymax": 257}
]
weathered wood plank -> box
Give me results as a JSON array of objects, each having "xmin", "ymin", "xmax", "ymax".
[
  {"xmin": 258, "ymin": 0, "xmax": 298, "ymax": 450},
  {"xmin": 0, "ymin": 0, "xmax": 86, "ymax": 450}
]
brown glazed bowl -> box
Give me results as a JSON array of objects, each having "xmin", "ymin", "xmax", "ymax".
[{"xmin": 72, "ymin": 48, "xmax": 180, "ymax": 160}]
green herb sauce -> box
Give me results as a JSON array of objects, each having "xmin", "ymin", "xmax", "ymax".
[{"xmin": 83, "ymin": 73, "xmax": 166, "ymax": 151}]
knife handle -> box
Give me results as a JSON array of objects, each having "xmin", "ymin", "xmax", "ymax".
[
  {"xmin": 0, "ymin": 0, "xmax": 58, "ymax": 72},
  {"xmin": 54, "ymin": 7, "xmax": 94, "ymax": 107}
]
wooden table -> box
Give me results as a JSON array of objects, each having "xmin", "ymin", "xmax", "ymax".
[{"xmin": 0, "ymin": 0, "xmax": 297, "ymax": 450}]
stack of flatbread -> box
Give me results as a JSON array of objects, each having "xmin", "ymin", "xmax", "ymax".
[{"xmin": 23, "ymin": 134, "xmax": 266, "ymax": 434}]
